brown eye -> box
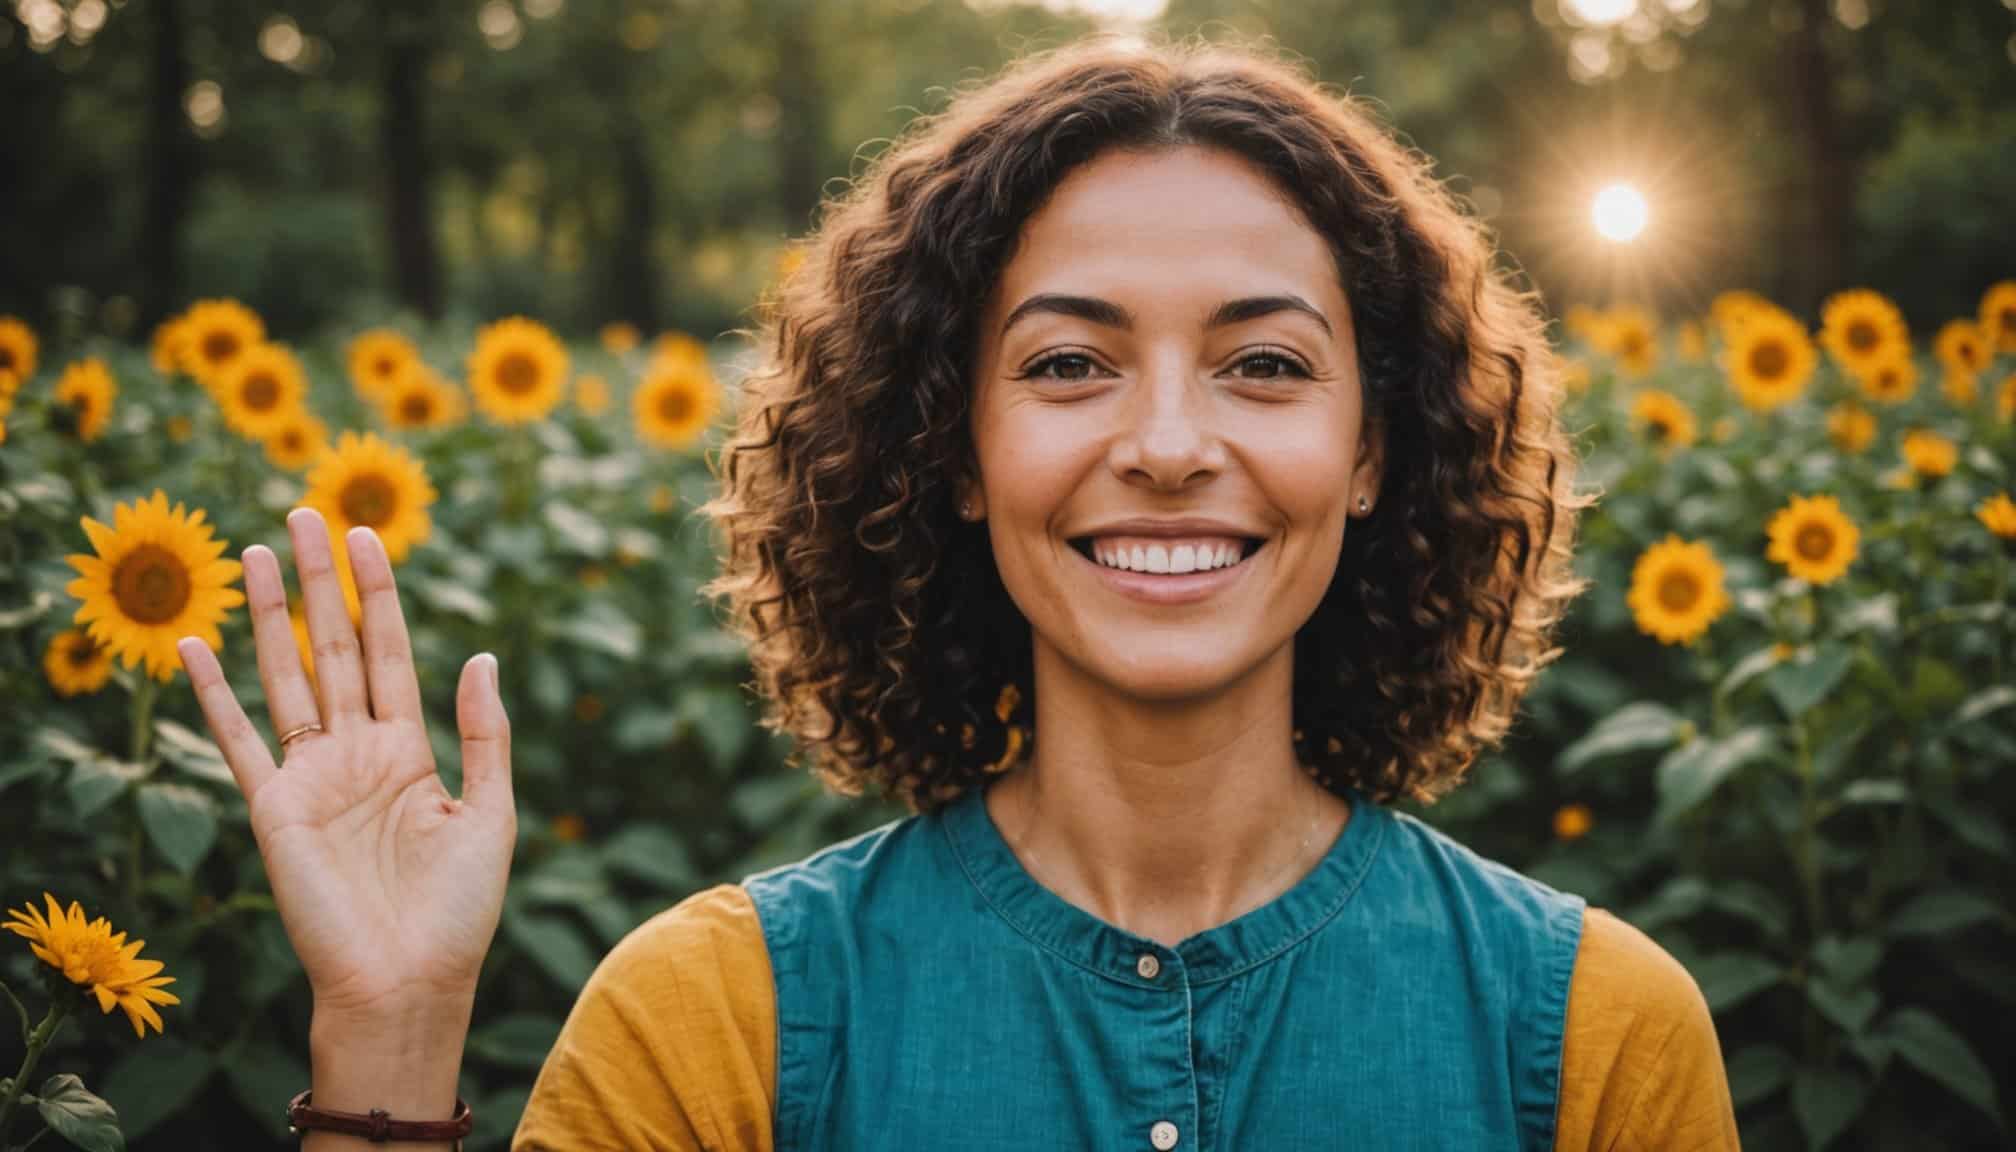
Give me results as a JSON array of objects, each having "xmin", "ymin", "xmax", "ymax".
[
  {"xmin": 1232, "ymin": 352, "xmax": 1310, "ymax": 380},
  {"xmin": 1024, "ymin": 353, "xmax": 1102, "ymax": 382}
]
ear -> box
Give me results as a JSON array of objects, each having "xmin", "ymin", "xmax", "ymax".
[
  {"xmin": 1352, "ymin": 413, "xmax": 1385, "ymax": 512},
  {"xmin": 955, "ymin": 472, "xmax": 985, "ymax": 520}
]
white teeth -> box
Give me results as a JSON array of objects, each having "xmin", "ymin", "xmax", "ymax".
[
  {"xmin": 1091, "ymin": 539, "xmax": 1251, "ymax": 573},
  {"xmin": 1170, "ymin": 545, "xmax": 1196, "ymax": 573},
  {"xmin": 1130, "ymin": 545, "xmax": 1146, "ymax": 570},
  {"xmin": 1145, "ymin": 544, "xmax": 1169, "ymax": 573}
]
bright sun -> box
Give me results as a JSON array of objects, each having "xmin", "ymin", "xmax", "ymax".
[{"xmin": 1592, "ymin": 183, "xmax": 1649, "ymax": 243}]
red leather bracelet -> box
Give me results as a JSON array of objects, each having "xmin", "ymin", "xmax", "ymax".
[{"xmin": 286, "ymin": 1089, "xmax": 473, "ymax": 1147}]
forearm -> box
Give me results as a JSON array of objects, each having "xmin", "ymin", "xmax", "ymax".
[{"xmin": 303, "ymin": 998, "xmax": 475, "ymax": 1152}]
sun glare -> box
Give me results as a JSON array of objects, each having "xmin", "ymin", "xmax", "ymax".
[{"xmin": 1593, "ymin": 183, "xmax": 1649, "ymax": 243}]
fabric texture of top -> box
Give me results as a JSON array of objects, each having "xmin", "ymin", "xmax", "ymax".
[{"xmin": 514, "ymin": 782, "xmax": 1741, "ymax": 1151}]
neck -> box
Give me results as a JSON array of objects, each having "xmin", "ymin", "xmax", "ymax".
[{"xmin": 985, "ymin": 641, "xmax": 1349, "ymax": 950}]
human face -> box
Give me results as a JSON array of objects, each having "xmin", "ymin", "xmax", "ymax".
[{"xmin": 964, "ymin": 145, "xmax": 1382, "ymax": 707}]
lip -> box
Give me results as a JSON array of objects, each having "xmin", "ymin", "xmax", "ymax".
[
  {"xmin": 1072, "ymin": 516, "xmax": 1264, "ymax": 539},
  {"xmin": 1070, "ymin": 535, "xmax": 1265, "ymax": 605}
]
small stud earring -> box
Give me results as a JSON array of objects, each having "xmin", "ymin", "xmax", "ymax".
[
  {"xmin": 1357, "ymin": 495, "xmax": 1369, "ymax": 514},
  {"xmin": 961, "ymin": 500, "xmax": 973, "ymax": 518}
]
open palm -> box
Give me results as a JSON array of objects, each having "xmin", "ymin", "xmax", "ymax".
[{"xmin": 176, "ymin": 508, "xmax": 517, "ymax": 1024}]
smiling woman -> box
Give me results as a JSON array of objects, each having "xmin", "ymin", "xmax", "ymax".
[{"xmin": 506, "ymin": 34, "xmax": 1738, "ymax": 1152}]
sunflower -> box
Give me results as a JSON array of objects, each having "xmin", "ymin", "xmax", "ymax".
[
  {"xmin": 1825, "ymin": 402, "xmax": 1877, "ymax": 455},
  {"xmin": 1677, "ymin": 320, "xmax": 1707, "ymax": 364},
  {"xmin": 378, "ymin": 366, "xmax": 464, "ymax": 430},
  {"xmin": 650, "ymin": 331, "xmax": 708, "ymax": 373},
  {"xmin": 633, "ymin": 355, "xmax": 722, "ymax": 450},
  {"xmin": 1999, "ymin": 374, "xmax": 2016, "ymax": 423},
  {"xmin": 1933, "ymin": 319, "xmax": 1990, "ymax": 381},
  {"xmin": 215, "ymin": 342, "xmax": 308, "ymax": 441},
  {"xmin": 468, "ymin": 316, "xmax": 568, "ymax": 425},
  {"xmin": 53, "ymin": 358, "xmax": 118, "ymax": 442},
  {"xmin": 1941, "ymin": 371, "xmax": 1978, "ymax": 408},
  {"xmin": 347, "ymin": 329, "xmax": 420, "ymax": 403},
  {"xmin": 574, "ymin": 372, "xmax": 612, "ymax": 416},
  {"xmin": 149, "ymin": 314, "xmax": 191, "ymax": 377},
  {"xmin": 64, "ymin": 490, "xmax": 245, "ymax": 682},
  {"xmin": 1629, "ymin": 388, "xmax": 1696, "ymax": 449},
  {"xmin": 1979, "ymin": 280, "xmax": 2016, "ymax": 354},
  {"xmin": 1627, "ymin": 535, "xmax": 1730, "ymax": 646},
  {"xmin": 1553, "ymin": 804, "xmax": 1593, "ymax": 841},
  {"xmin": 598, "ymin": 322, "xmax": 640, "ymax": 354},
  {"xmin": 1900, "ymin": 429, "xmax": 1957, "ymax": 479},
  {"xmin": 0, "ymin": 314, "xmax": 38, "ymax": 385},
  {"xmin": 1765, "ymin": 494, "xmax": 1859, "ymax": 585},
  {"xmin": 262, "ymin": 408, "xmax": 330, "ymax": 471},
  {"xmin": 1596, "ymin": 306, "xmax": 1659, "ymax": 378},
  {"xmin": 1710, "ymin": 290, "xmax": 1776, "ymax": 340},
  {"xmin": 1819, "ymin": 289, "xmax": 1909, "ymax": 380},
  {"xmin": 44, "ymin": 628, "xmax": 113, "ymax": 697},
  {"xmin": 1975, "ymin": 492, "xmax": 2016, "ymax": 540},
  {"xmin": 6, "ymin": 893, "xmax": 180, "ymax": 1037},
  {"xmin": 178, "ymin": 299, "xmax": 265, "ymax": 390},
  {"xmin": 165, "ymin": 414, "xmax": 194, "ymax": 443},
  {"xmin": 1857, "ymin": 350, "xmax": 1918, "ymax": 406},
  {"xmin": 1564, "ymin": 304, "xmax": 1603, "ymax": 343},
  {"xmin": 302, "ymin": 430, "xmax": 438, "ymax": 564},
  {"xmin": 1725, "ymin": 308, "xmax": 1816, "ymax": 412}
]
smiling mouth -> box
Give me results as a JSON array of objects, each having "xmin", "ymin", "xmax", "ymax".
[{"xmin": 1064, "ymin": 540, "xmax": 1266, "ymax": 577}]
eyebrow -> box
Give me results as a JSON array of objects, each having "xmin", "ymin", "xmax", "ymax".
[{"xmin": 1000, "ymin": 293, "xmax": 1335, "ymax": 340}]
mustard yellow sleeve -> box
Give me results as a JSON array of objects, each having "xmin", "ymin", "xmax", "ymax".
[
  {"xmin": 512, "ymin": 882, "xmax": 778, "ymax": 1152},
  {"xmin": 1554, "ymin": 907, "xmax": 1741, "ymax": 1152}
]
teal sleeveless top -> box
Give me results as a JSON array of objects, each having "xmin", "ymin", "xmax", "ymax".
[{"xmin": 741, "ymin": 780, "xmax": 1586, "ymax": 1151}]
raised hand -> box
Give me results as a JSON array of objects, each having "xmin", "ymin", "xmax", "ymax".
[{"xmin": 176, "ymin": 507, "xmax": 517, "ymax": 1030}]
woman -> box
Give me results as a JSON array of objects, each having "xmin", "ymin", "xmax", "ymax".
[{"xmin": 177, "ymin": 36, "xmax": 1739, "ymax": 1152}]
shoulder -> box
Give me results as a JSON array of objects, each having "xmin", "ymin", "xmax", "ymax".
[
  {"xmin": 739, "ymin": 811, "xmax": 925, "ymax": 950},
  {"xmin": 1383, "ymin": 808, "xmax": 1586, "ymax": 948},
  {"xmin": 1557, "ymin": 908, "xmax": 1740, "ymax": 1150}
]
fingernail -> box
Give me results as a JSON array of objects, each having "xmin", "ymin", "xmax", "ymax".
[{"xmin": 477, "ymin": 653, "xmax": 498, "ymax": 690}]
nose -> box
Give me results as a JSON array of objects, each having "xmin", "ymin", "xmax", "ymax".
[{"xmin": 1106, "ymin": 357, "xmax": 1227, "ymax": 489}]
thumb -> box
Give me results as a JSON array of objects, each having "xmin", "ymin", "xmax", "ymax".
[{"xmin": 457, "ymin": 652, "xmax": 514, "ymax": 819}]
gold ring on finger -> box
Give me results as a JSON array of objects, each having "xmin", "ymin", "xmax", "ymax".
[{"xmin": 278, "ymin": 722, "xmax": 325, "ymax": 750}]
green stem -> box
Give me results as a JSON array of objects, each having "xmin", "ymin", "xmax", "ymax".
[
  {"xmin": 129, "ymin": 674, "xmax": 159, "ymax": 766},
  {"xmin": 0, "ymin": 1000, "xmax": 71, "ymax": 1148}
]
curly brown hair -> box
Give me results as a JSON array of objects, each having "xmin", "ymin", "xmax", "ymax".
[{"xmin": 697, "ymin": 35, "xmax": 1594, "ymax": 816}]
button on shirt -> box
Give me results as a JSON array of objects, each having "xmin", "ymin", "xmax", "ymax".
[{"xmin": 738, "ymin": 780, "xmax": 1583, "ymax": 1150}]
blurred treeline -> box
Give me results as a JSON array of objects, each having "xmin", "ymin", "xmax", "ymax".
[{"xmin": 3, "ymin": 0, "xmax": 2014, "ymax": 340}]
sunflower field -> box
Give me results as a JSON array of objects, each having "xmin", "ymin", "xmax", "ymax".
[{"xmin": 1, "ymin": 280, "xmax": 2014, "ymax": 1150}]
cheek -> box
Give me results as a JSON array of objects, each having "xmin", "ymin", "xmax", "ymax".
[{"xmin": 1240, "ymin": 409, "xmax": 1358, "ymax": 523}]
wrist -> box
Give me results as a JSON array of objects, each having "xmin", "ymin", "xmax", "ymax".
[{"xmin": 308, "ymin": 996, "xmax": 473, "ymax": 1130}]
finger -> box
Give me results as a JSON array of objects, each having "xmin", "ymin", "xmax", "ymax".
[
  {"xmin": 287, "ymin": 507, "xmax": 370, "ymax": 726},
  {"xmin": 241, "ymin": 544, "xmax": 322, "ymax": 743},
  {"xmin": 177, "ymin": 637, "xmax": 279, "ymax": 800},
  {"xmin": 457, "ymin": 653, "xmax": 515, "ymax": 819},
  {"xmin": 347, "ymin": 526, "xmax": 425, "ymax": 727}
]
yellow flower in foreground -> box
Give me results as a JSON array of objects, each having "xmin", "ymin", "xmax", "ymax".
[
  {"xmin": 348, "ymin": 329, "xmax": 420, "ymax": 402},
  {"xmin": 1766, "ymin": 494, "xmax": 1859, "ymax": 586},
  {"xmin": 379, "ymin": 366, "xmax": 465, "ymax": 430},
  {"xmin": 1825, "ymin": 402, "xmax": 1877, "ymax": 455},
  {"xmin": 179, "ymin": 299, "xmax": 265, "ymax": 389},
  {"xmin": 469, "ymin": 316, "xmax": 568, "ymax": 425},
  {"xmin": 1553, "ymin": 804, "xmax": 1593, "ymax": 841},
  {"xmin": 44, "ymin": 628, "xmax": 112, "ymax": 697},
  {"xmin": 0, "ymin": 315, "xmax": 38, "ymax": 384},
  {"xmin": 1725, "ymin": 308, "xmax": 1816, "ymax": 412},
  {"xmin": 1819, "ymin": 289, "xmax": 1910, "ymax": 380},
  {"xmin": 302, "ymin": 431, "xmax": 438, "ymax": 564},
  {"xmin": 1595, "ymin": 306, "xmax": 1659, "ymax": 378},
  {"xmin": 262, "ymin": 408, "xmax": 330, "ymax": 471},
  {"xmin": 1976, "ymin": 493, "xmax": 2016, "ymax": 540},
  {"xmin": 216, "ymin": 343, "xmax": 308, "ymax": 441},
  {"xmin": 1933, "ymin": 319, "xmax": 1990, "ymax": 381},
  {"xmin": 64, "ymin": 490, "xmax": 245, "ymax": 682},
  {"xmin": 632, "ymin": 355, "xmax": 721, "ymax": 450},
  {"xmin": 1630, "ymin": 388, "xmax": 1696, "ymax": 449},
  {"xmin": 1857, "ymin": 350, "xmax": 1918, "ymax": 406},
  {"xmin": 150, "ymin": 314, "xmax": 191, "ymax": 377},
  {"xmin": 598, "ymin": 322, "xmax": 640, "ymax": 354},
  {"xmin": 574, "ymin": 372, "xmax": 611, "ymax": 416},
  {"xmin": 1628, "ymin": 535, "xmax": 1730, "ymax": 646},
  {"xmin": 54, "ymin": 358, "xmax": 118, "ymax": 442},
  {"xmin": 1900, "ymin": 429, "xmax": 1957, "ymax": 479},
  {"xmin": 5, "ymin": 893, "xmax": 180, "ymax": 1037},
  {"xmin": 1981, "ymin": 280, "xmax": 2016, "ymax": 353}
]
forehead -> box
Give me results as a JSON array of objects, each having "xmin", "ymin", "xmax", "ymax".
[{"xmin": 989, "ymin": 145, "xmax": 1343, "ymax": 315}]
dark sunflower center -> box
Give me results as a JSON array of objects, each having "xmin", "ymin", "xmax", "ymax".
[
  {"xmin": 242, "ymin": 372, "xmax": 280, "ymax": 409},
  {"xmin": 0, "ymin": 347, "xmax": 13, "ymax": 371},
  {"xmin": 339, "ymin": 472, "xmax": 398, "ymax": 527},
  {"xmin": 375, "ymin": 356, "xmax": 397, "ymax": 379},
  {"xmin": 1794, "ymin": 523, "xmax": 1835, "ymax": 561},
  {"xmin": 400, "ymin": 391, "xmax": 434, "ymax": 422},
  {"xmin": 1847, "ymin": 320, "xmax": 1877, "ymax": 351},
  {"xmin": 2001, "ymin": 306, "xmax": 2016, "ymax": 332},
  {"xmin": 202, "ymin": 331, "xmax": 240, "ymax": 365},
  {"xmin": 497, "ymin": 354, "xmax": 539, "ymax": 395},
  {"xmin": 1657, "ymin": 569, "xmax": 1701, "ymax": 612},
  {"xmin": 113, "ymin": 544, "xmax": 192, "ymax": 625},
  {"xmin": 281, "ymin": 429, "xmax": 304, "ymax": 451},
  {"xmin": 1750, "ymin": 341, "xmax": 1788, "ymax": 380},
  {"xmin": 68, "ymin": 636, "xmax": 100, "ymax": 666},
  {"xmin": 657, "ymin": 387, "xmax": 693, "ymax": 423},
  {"xmin": 1619, "ymin": 331, "xmax": 1647, "ymax": 355}
]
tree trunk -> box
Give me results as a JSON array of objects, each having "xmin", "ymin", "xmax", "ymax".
[
  {"xmin": 142, "ymin": 0, "xmax": 190, "ymax": 328},
  {"xmin": 612, "ymin": 115, "xmax": 658, "ymax": 328},
  {"xmin": 773, "ymin": 10, "xmax": 826, "ymax": 234},
  {"xmin": 1786, "ymin": 0, "xmax": 1852, "ymax": 313},
  {"xmin": 381, "ymin": 12, "xmax": 441, "ymax": 320}
]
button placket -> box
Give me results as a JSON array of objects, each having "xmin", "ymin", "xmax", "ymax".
[
  {"xmin": 1136, "ymin": 952, "xmax": 1161, "ymax": 980},
  {"xmin": 1150, "ymin": 1119, "xmax": 1180, "ymax": 1149}
]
